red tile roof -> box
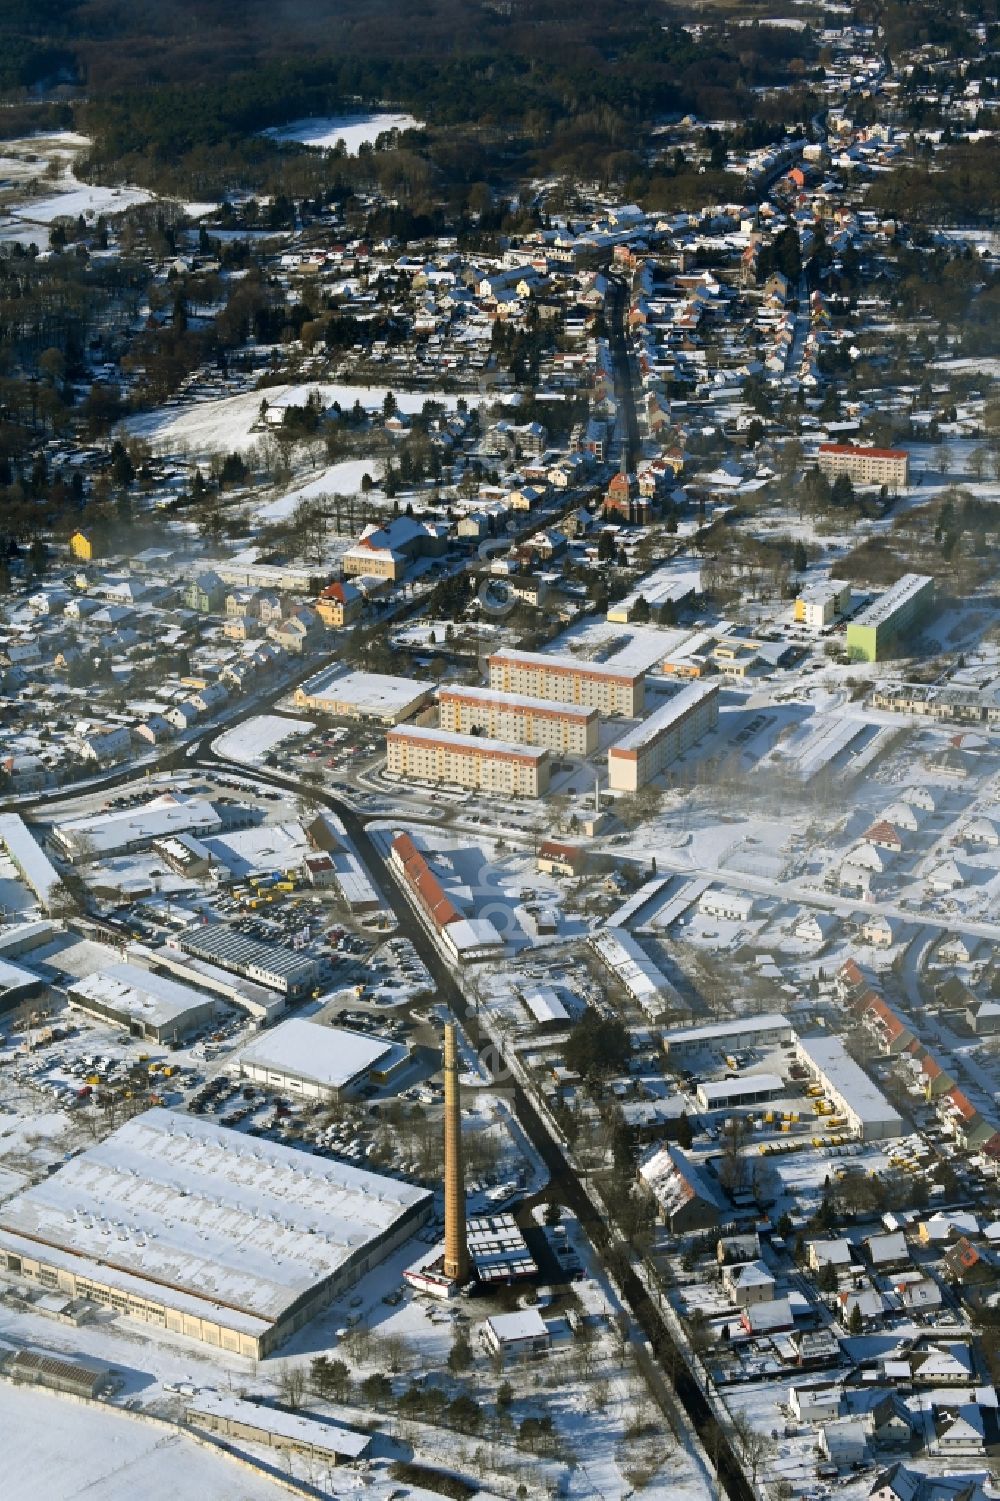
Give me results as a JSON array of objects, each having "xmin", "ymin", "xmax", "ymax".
[{"xmin": 819, "ymin": 443, "xmax": 907, "ymax": 460}]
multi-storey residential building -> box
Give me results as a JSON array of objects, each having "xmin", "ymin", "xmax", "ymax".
[
  {"xmin": 794, "ymin": 579, "xmax": 852, "ymax": 629},
  {"xmin": 437, "ymin": 685, "xmax": 598, "ymax": 756},
  {"xmin": 817, "ymin": 443, "xmax": 909, "ymax": 489},
  {"xmin": 314, "ymin": 580, "xmax": 362, "ymax": 627},
  {"xmin": 386, "ymin": 725, "xmax": 550, "ymax": 798},
  {"xmin": 846, "ymin": 574, "xmax": 934, "ymax": 663},
  {"xmin": 342, "ymin": 516, "xmax": 447, "ymax": 583},
  {"xmin": 488, "ymin": 648, "xmax": 645, "ymax": 717},
  {"xmin": 607, "ymin": 682, "xmax": 719, "ymax": 792}
]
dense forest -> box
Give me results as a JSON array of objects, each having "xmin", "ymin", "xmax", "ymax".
[{"xmin": 0, "ymin": 0, "xmax": 820, "ymax": 195}]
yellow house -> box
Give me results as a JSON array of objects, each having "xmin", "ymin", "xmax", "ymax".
[
  {"xmin": 69, "ymin": 531, "xmax": 93, "ymax": 562},
  {"xmin": 315, "ymin": 581, "xmax": 362, "ymax": 628}
]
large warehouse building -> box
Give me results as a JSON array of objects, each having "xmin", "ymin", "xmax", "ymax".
[
  {"xmin": 488, "ymin": 648, "xmax": 645, "ymax": 717},
  {"xmin": 51, "ymin": 794, "xmax": 223, "ymax": 864},
  {"xmin": 174, "ymin": 925, "xmax": 318, "ymax": 998},
  {"xmin": 0, "ymin": 815, "xmax": 61, "ymax": 910},
  {"xmin": 236, "ymin": 1018, "xmax": 407, "ymax": 1102},
  {"xmin": 794, "ymin": 1035, "xmax": 903, "ymax": 1141},
  {"xmin": 386, "ymin": 725, "xmax": 550, "ymax": 798},
  {"xmin": 438, "ymin": 685, "xmax": 598, "ymax": 756},
  {"xmin": 0, "ymin": 1109, "xmax": 432, "ymax": 1358},
  {"xmin": 845, "ymin": 573, "xmax": 934, "ymax": 663},
  {"xmin": 66, "ymin": 963, "xmax": 218, "ymax": 1042},
  {"xmin": 607, "ymin": 681, "xmax": 720, "ymax": 792},
  {"xmin": 294, "ymin": 667, "xmax": 432, "ymax": 724},
  {"xmin": 662, "ymin": 1014, "xmax": 793, "ymax": 1059}
]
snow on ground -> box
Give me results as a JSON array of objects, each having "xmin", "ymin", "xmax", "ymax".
[
  {"xmin": 10, "ymin": 175, "xmax": 152, "ymax": 226},
  {"xmin": 0, "ymin": 132, "xmax": 153, "ymax": 247},
  {"xmin": 542, "ymin": 617, "xmax": 688, "ymax": 674},
  {"xmin": 128, "ymin": 383, "xmax": 467, "ymax": 456},
  {"xmin": 213, "ymin": 713, "xmax": 314, "ymax": 765},
  {"xmin": 258, "ymin": 459, "xmax": 381, "ymax": 520},
  {"xmin": 262, "ymin": 113, "xmax": 424, "ymax": 153},
  {"xmin": 0, "ymin": 1383, "xmax": 306, "ymax": 1501}
]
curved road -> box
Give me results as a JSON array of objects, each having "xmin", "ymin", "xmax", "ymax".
[
  {"xmin": 191, "ymin": 746, "xmax": 755, "ymax": 1501},
  {"xmin": 3, "ymin": 729, "xmax": 753, "ymax": 1499}
]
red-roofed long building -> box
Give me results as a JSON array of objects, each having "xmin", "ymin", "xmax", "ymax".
[{"xmin": 818, "ymin": 443, "xmax": 908, "ymax": 488}]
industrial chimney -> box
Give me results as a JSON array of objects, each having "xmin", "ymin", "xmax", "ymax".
[{"xmin": 442, "ymin": 1020, "xmax": 469, "ymax": 1284}]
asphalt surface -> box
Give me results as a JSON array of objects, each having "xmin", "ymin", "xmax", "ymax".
[
  {"xmin": 193, "ymin": 745, "xmax": 755, "ymax": 1501},
  {"xmin": 606, "ymin": 273, "xmax": 641, "ymax": 472},
  {"xmin": 2, "ymin": 722, "xmax": 754, "ymax": 1498}
]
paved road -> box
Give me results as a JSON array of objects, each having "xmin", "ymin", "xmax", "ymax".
[
  {"xmin": 193, "ymin": 745, "xmax": 754, "ymax": 1501},
  {"xmin": 618, "ymin": 844, "xmax": 1000, "ymax": 946},
  {"xmin": 606, "ymin": 273, "xmax": 641, "ymax": 471}
]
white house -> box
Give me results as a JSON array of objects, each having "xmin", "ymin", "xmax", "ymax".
[
  {"xmin": 789, "ymin": 1382, "xmax": 842, "ymax": 1424},
  {"xmin": 700, "ymin": 889, "xmax": 755, "ymax": 923},
  {"xmin": 482, "ymin": 1309, "xmax": 551, "ymax": 1365},
  {"xmin": 819, "ymin": 1417, "xmax": 869, "ymax": 1469}
]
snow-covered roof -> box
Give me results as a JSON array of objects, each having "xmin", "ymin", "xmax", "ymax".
[
  {"xmin": 796, "ymin": 1035, "xmax": 903, "ymax": 1137},
  {"xmin": 53, "ymin": 794, "xmax": 220, "ymax": 858},
  {"xmin": 521, "ymin": 986, "xmax": 570, "ymax": 1024},
  {"xmin": 0, "ymin": 814, "xmax": 61, "ymax": 906},
  {"xmin": 67, "ymin": 963, "xmax": 215, "ymax": 1031},
  {"xmin": 186, "ymin": 1393, "xmax": 371, "ymax": 1459},
  {"xmin": 0, "ymin": 1108, "xmax": 431, "ymax": 1328},
  {"xmin": 486, "ymin": 1308, "xmax": 548, "ymax": 1343},
  {"xmin": 610, "ymin": 680, "xmax": 718, "ymax": 755},
  {"xmin": 237, "ymin": 1019, "xmax": 395, "ymax": 1091},
  {"xmin": 663, "ymin": 1013, "xmax": 791, "ymax": 1047}
]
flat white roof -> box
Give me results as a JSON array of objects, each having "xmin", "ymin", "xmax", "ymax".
[
  {"xmin": 440, "ymin": 684, "xmax": 596, "ymax": 720},
  {"xmin": 851, "ymin": 573, "xmax": 932, "ymax": 630},
  {"xmin": 447, "ymin": 916, "xmax": 505, "ymax": 952},
  {"xmin": 389, "ymin": 724, "xmax": 548, "ymax": 761},
  {"xmin": 0, "ymin": 815, "xmax": 61, "ymax": 906},
  {"xmin": 611, "ymin": 681, "xmax": 719, "ymax": 755},
  {"xmin": 796, "ymin": 1035, "xmax": 903, "ymax": 1131},
  {"xmin": 67, "ymin": 963, "xmax": 215, "ymax": 1030},
  {"xmin": 237, "ymin": 1019, "xmax": 393, "ymax": 1090},
  {"xmin": 54, "ymin": 795, "xmax": 220, "ymax": 856},
  {"xmin": 300, "ymin": 667, "xmax": 429, "ymax": 713},
  {"xmin": 490, "ymin": 647, "xmax": 644, "ymax": 683},
  {"xmin": 187, "ymin": 1394, "xmax": 371, "ymax": 1459},
  {"xmin": 487, "ymin": 1308, "xmax": 548, "ymax": 1341},
  {"xmin": 698, "ymin": 1073, "xmax": 784, "ymax": 1104},
  {"xmin": 0, "ymin": 1108, "xmax": 430, "ymax": 1327},
  {"xmin": 663, "ymin": 1013, "xmax": 792, "ymax": 1047},
  {"xmin": 0, "ymin": 921, "xmax": 58, "ymax": 956},
  {"xmin": 0, "ymin": 958, "xmax": 41, "ymax": 994},
  {"xmin": 799, "ymin": 579, "xmax": 849, "ymax": 603}
]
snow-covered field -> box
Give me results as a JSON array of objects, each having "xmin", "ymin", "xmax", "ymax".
[
  {"xmin": 263, "ymin": 113, "xmax": 423, "ymax": 153},
  {"xmin": 0, "ymin": 1384, "xmax": 304, "ymax": 1501},
  {"xmin": 11, "ymin": 178, "xmax": 151, "ymax": 226},
  {"xmin": 213, "ymin": 714, "xmax": 315, "ymax": 765},
  {"xmin": 128, "ymin": 383, "xmax": 466, "ymax": 457},
  {"xmin": 258, "ymin": 459, "xmax": 381, "ymax": 519},
  {"xmin": 0, "ymin": 131, "xmax": 152, "ymax": 248}
]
